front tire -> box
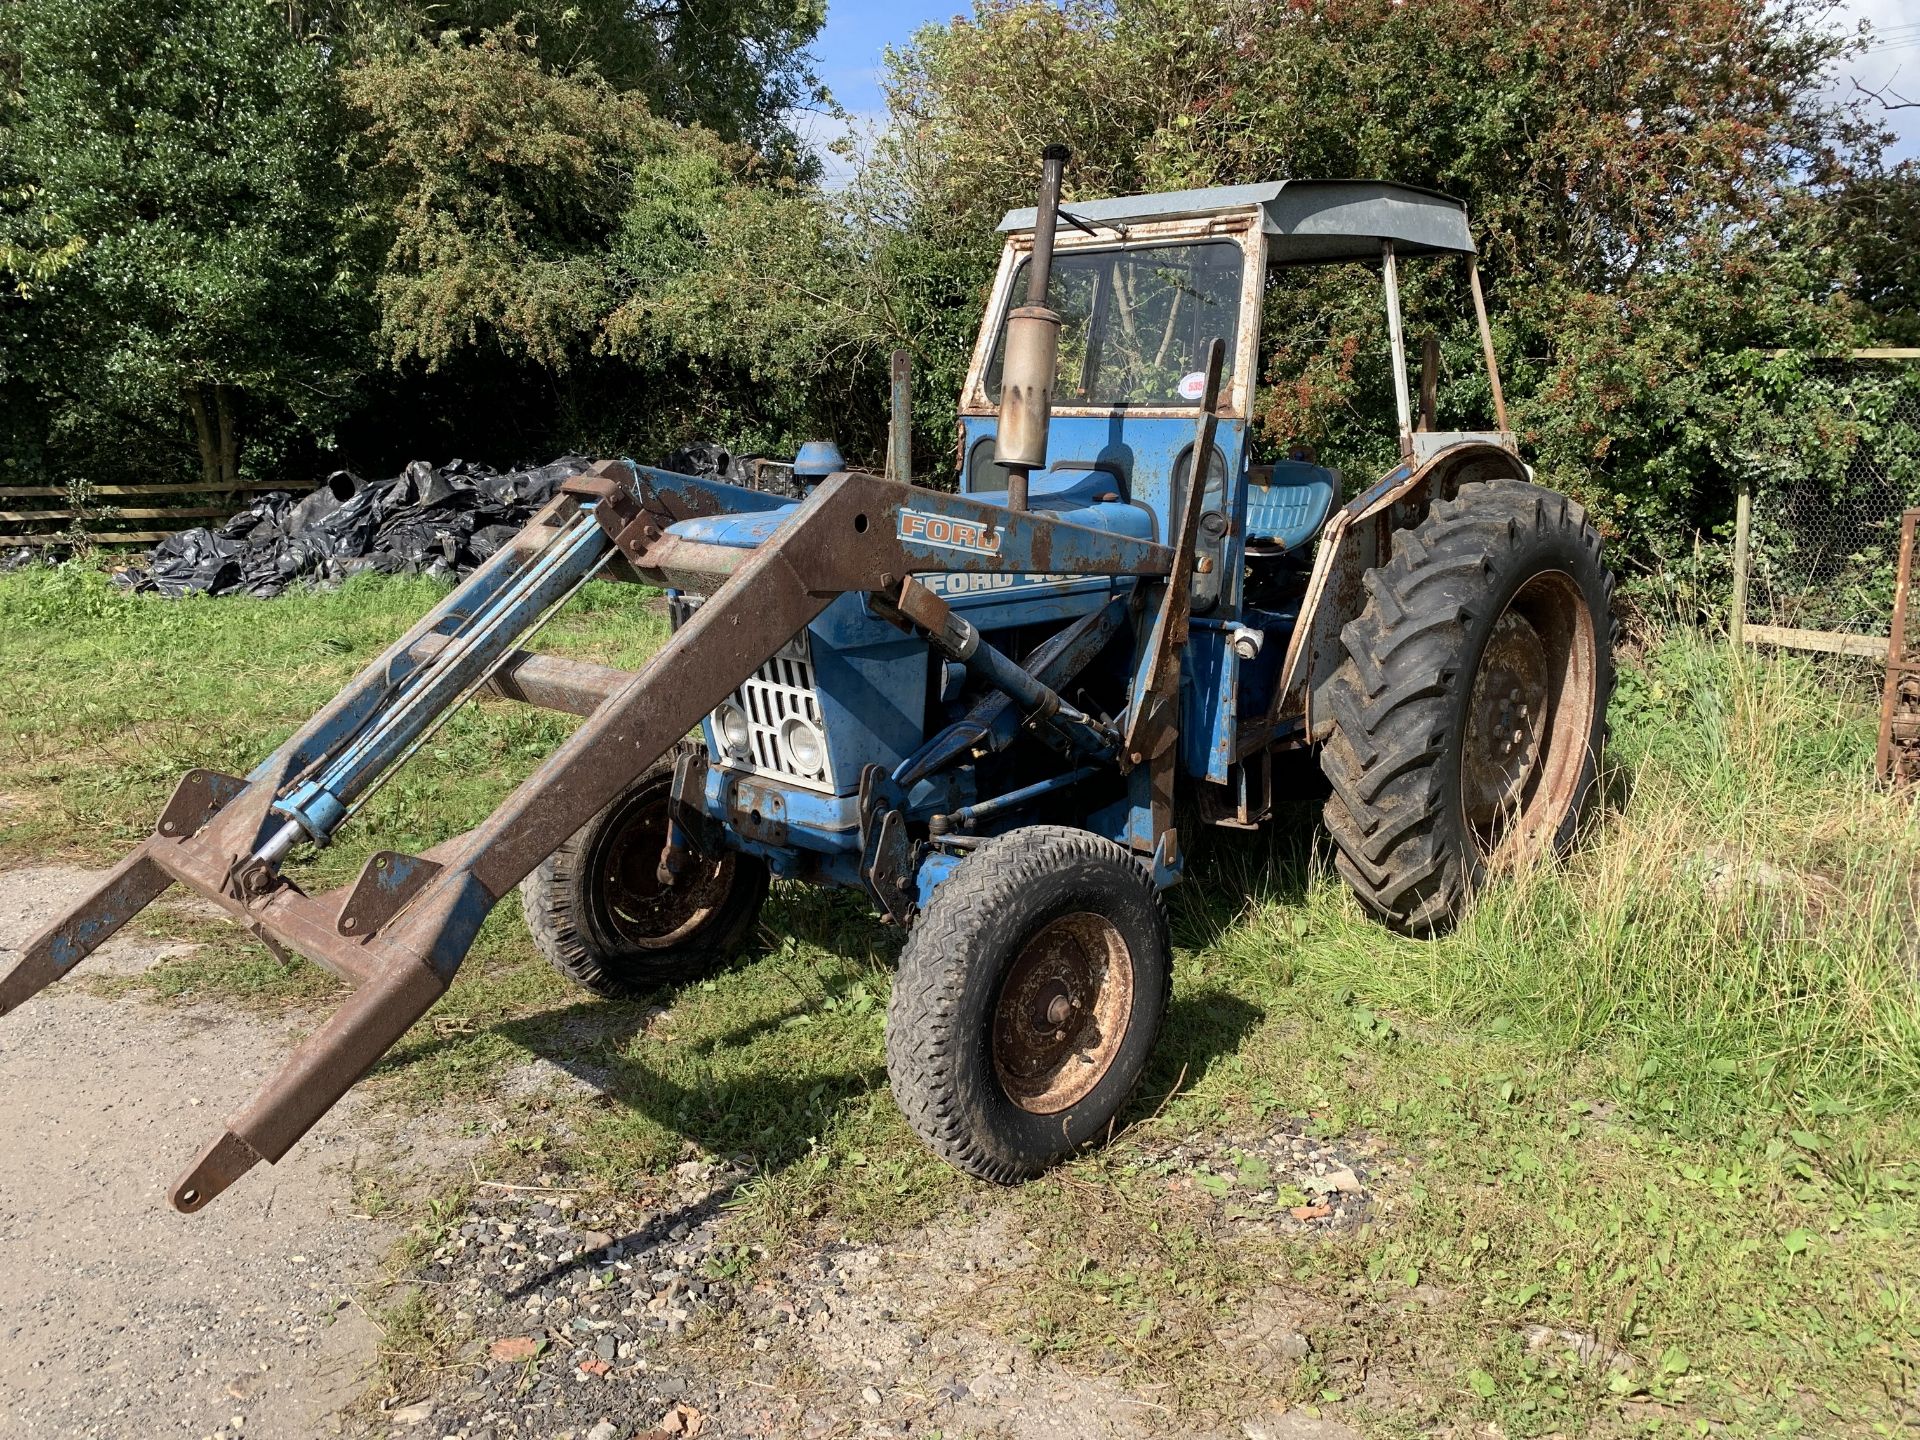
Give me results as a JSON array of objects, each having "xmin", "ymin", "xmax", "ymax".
[
  {"xmin": 520, "ymin": 754, "xmax": 768, "ymax": 999},
  {"xmin": 1319, "ymin": 479, "xmax": 1615, "ymax": 936},
  {"xmin": 886, "ymin": 826, "xmax": 1172, "ymax": 1183}
]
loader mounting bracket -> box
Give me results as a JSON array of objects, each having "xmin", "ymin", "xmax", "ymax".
[
  {"xmin": 858, "ymin": 766, "xmax": 916, "ymax": 926},
  {"xmin": 156, "ymin": 768, "xmax": 247, "ymax": 841},
  {"xmin": 338, "ymin": 852, "xmax": 444, "ymax": 940}
]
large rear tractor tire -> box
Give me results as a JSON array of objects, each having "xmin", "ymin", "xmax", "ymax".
[
  {"xmin": 886, "ymin": 826, "xmax": 1172, "ymax": 1182},
  {"xmin": 1319, "ymin": 479, "xmax": 1615, "ymax": 936},
  {"xmin": 521, "ymin": 755, "xmax": 768, "ymax": 999}
]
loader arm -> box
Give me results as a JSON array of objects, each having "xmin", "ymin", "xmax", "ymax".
[{"xmin": 0, "ymin": 459, "xmax": 1173, "ymax": 1213}]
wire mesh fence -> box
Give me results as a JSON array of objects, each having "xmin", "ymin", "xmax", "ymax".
[{"xmin": 1735, "ymin": 358, "xmax": 1920, "ymax": 653}]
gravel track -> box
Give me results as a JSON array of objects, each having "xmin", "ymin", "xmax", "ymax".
[{"xmin": 0, "ymin": 867, "xmax": 450, "ymax": 1440}]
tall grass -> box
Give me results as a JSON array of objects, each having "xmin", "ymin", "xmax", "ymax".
[{"xmin": 1196, "ymin": 635, "xmax": 1920, "ymax": 1135}]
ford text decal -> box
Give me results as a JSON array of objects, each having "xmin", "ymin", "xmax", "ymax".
[
  {"xmin": 898, "ymin": 508, "xmax": 1002, "ymax": 556},
  {"xmin": 918, "ymin": 571, "xmax": 1081, "ymax": 596}
]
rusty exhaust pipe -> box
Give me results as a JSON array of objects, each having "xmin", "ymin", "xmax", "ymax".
[{"xmin": 995, "ymin": 145, "xmax": 1070, "ymax": 512}]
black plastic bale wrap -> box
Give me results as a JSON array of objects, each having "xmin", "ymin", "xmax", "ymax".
[{"xmin": 119, "ymin": 457, "xmax": 590, "ymax": 598}]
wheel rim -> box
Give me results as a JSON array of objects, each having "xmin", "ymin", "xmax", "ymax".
[
  {"xmin": 584, "ymin": 788, "xmax": 736, "ymax": 951},
  {"xmin": 991, "ymin": 912, "xmax": 1135, "ymax": 1115},
  {"xmin": 1459, "ymin": 568, "xmax": 1597, "ymax": 863}
]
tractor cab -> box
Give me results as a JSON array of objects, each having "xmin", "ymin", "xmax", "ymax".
[{"xmin": 958, "ymin": 177, "xmax": 1516, "ymax": 625}]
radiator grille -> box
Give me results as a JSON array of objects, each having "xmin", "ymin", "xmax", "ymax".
[
  {"xmin": 672, "ymin": 595, "xmax": 833, "ymax": 792},
  {"xmin": 735, "ymin": 639, "xmax": 833, "ymax": 790}
]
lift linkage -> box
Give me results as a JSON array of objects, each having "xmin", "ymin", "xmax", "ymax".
[{"xmin": 0, "ymin": 459, "xmax": 1175, "ymax": 1213}]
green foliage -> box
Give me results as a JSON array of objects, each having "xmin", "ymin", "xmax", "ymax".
[
  {"xmin": 345, "ymin": 26, "xmax": 687, "ymax": 372},
  {"xmin": 0, "ymin": 0, "xmax": 363, "ymax": 487},
  {"xmin": 0, "ymin": 0, "xmax": 837, "ymax": 493},
  {"xmin": 0, "ymin": 0, "xmax": 1913, "ymax": 573},
  {"xmin": 1843, "ymin": 161, "xmax": 1920, "ymax": 347},
  {"xmin": 340, "ymin": 23, "xmax": 890, "ymax": 463},
  {"xmin": 873, "ymin": 0, "xmax": 1894, "ymax": 560},
  {"xmin": 325, "ymin": 0, "xmax": 827, "ymax": 163}
]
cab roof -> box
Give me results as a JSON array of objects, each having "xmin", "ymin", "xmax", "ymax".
[{"xmin": 998, "ymin": 179, "xmax": 1475, "ymax": 262}]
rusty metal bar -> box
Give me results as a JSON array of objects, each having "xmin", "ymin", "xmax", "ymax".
[
  {"xmin": 1122, "ymin": 336, "xmax": 1226, "ymax": 771},
  {"xmin": 0, "ymin": 851, "xmax": 173, "ymax": 1018},
  {"xmin": 410, "ymin": 637, "xmax": 637, "ymax": 718},
  {"xmin": 1467, "ymin": 257, "xmax": 1509, "ymax": 432},
  {"xmin": 1025, "ymin": 146, "xmax": 1069, "ymax": 310}
]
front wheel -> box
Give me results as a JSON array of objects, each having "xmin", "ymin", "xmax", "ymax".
[
  {"xmin": 885, "ymin": 826, "xmax": 1172, "ymax": 1183},
  {"xmin": 520, "ymin": 754, "xmax": 768, "ymax": 999},
  {"xmin": 1319, "ymin": 478, "xmax": 1616, "ymax": 936}
]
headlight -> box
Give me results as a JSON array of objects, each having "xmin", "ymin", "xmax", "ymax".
[
  {"xmin": 715, "ymin": 702, "xmax": 751, "ymax": 757},
  {"xmin": 779, "ymin": 715, "xmax": 826, "ymax": 777}
]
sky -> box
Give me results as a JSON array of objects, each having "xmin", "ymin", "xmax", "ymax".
[
  {"xmin": 792, "ymin": 0, "xmax": 959, "ymax": 186},
  {"xmin": 796, "ymin": 0, "xmax": 1920, "ymax": 184},
  {"xmin": 1836, "ymin": 0, "xmax": 1920, "ymax": 162}
]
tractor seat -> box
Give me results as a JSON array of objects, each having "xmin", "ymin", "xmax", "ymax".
[{"xmin": 1244, "ymin": 463, "xmax": 1339, "ymax": 552}]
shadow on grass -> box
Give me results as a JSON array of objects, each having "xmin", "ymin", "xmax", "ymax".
[
  {"xmin": 1136, "ymin": 986, "xmax": 1265, "ymax": 1115},
  {"xmin": 496, "ymin": 997, "xmax": 886, "ymax": 1163},
  {"xmin": 491, "ymin": 981, "xmax": 1263, "ymax": 1187}
]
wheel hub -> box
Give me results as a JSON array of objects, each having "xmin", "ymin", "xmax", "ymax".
[
  {"xmin": 1457, "ymin": 568, "xmax": 1599, "ymax": 863},
  {"xmin": 1462, "ymin": 610, "xmax": 1549, "ymax": 830},
  {"xmin": 590, "ymin": 792, "xmax": 734, "ymax": 951},
  {"xmin": 992, "ymin": 912, "xmax": 1134, "ymax": 1115}
]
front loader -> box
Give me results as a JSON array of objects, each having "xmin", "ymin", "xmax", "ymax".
[{"xmin": 2, "ymin": 150, "xmax": 1615, "ymax": 1207}]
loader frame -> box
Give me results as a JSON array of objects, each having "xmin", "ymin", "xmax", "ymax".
[{"xmin": 1, "ymin": 458, "xmax": 1184, "ymax": 1212}]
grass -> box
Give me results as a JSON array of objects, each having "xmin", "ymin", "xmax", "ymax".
[{"xmin": 2, "ymin": 563, "xmax": 1918, "ymax": 1434}]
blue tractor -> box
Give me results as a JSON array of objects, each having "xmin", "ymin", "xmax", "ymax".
[{"xmin": 4, "ymin": 151, "xmax": 1613, "ymax": 1208}]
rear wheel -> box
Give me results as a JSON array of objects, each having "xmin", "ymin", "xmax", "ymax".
[
  {"xmin": 521, "ymin": 755, "xmax": 768, "ymax": 998},
  {"xmin": 1319, "ymin": 479, "xmax": 1615, "ymax": 935},
  {"xmin": 886, "ymin": 826, "xmax": 1172, "ymax": 1182}
]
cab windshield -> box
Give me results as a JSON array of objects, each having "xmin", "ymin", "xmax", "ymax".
[{"xmin": 985, "ymin": 239, "xmax": 1244, "ymax": 407}]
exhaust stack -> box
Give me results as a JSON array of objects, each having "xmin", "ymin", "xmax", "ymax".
[{"xmin": 995, "ymin": 145, "xmax": 1070, "ymax": 512}]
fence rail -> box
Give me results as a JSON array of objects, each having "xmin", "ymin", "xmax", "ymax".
[{"xmin": 0, "ymin": 480, "xmax": 287, "ymax": 549}]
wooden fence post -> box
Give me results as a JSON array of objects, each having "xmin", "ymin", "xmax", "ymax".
[{"xmin": 1730, "ymin": 478, "xmax": 1751, "ymax": 648}]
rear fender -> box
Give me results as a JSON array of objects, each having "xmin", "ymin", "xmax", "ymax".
[{"xmin": 1272, "ymin": 441, "xmax": 1529, "ymax": 740}]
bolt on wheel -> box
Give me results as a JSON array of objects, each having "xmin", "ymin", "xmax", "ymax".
[
  {"xmin": 991, "ymin": 912, "xmax": 1135, "ymax": 1114},
  {"xmin": 586, "ymin": 787, "xmax": 737, "ymax": 951},
  {"xmin": 886, "ymin": 826, "xmax": 1172, "ymax": 1183}
]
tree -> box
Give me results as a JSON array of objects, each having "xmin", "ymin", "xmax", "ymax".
[
  {"xmin": 0, "ymin": 0, "xmax": 363, "ymax": 490},
  {"xmin": 319, "ymin": 0, "xmax": 827, "ymax": 169},
  {"xmin": 344, "ymin": 23, "xmax": 898, "ymax": 466},
  {"xmin": 345, "ymin": 27, "xmax": 681, "ymax": 375},
  {"xmin": 1845, "ymin": 161, "xmax": 1920, "ymax": 346},
  {"xmin": 873, "ymin": 0, "xmax": 1890, "ymax": 558}
]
